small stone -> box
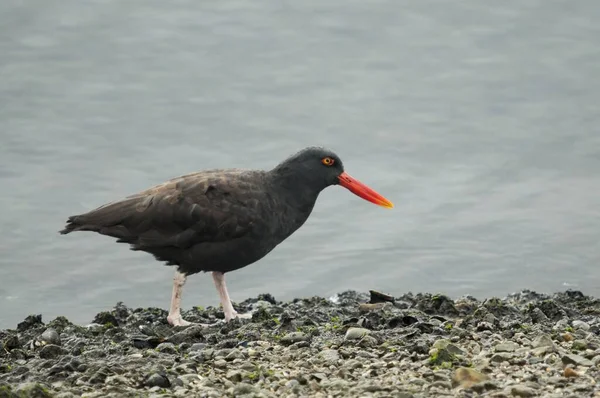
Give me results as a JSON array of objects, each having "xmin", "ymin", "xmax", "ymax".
[
  {"xmin": 510, "ymin": 385, "xmax": 537, "ymax": 397},
  {"xmin": 490, "ymin": 353, "xmax": 514, "ymax": 363},
  {"xmin": 179, "ymin": 374, "xmax": 200, "ymax": 385},
  {"xmin": 358, "ymin": 303, "xmax": 385, "ymax": 312},
  {"xmin": 572, "ymin": 320, "xmax": 591, "ymax": 331},
  {"xmin": 561, "ymin": 332, "xmax": 574, "ymax": 342},
  {"xmin": 41, "ymin": 329, "xmax": 60, "ymax": 345},
  {"xmin": 280, "ymin": 332, "xmax": 309, "ymax": 345},
  {"xmin": 432, "ymin": 339, "xmax": 465, "ymax": 355},
  {"xmin": 471, "ymin": 381, "xmax": 499, "ymax": 393},
  {"xmin": 572, "ymin": 339, "xmax": 588, "ymax": 351},
  {"xmin": 3, "ymin": 335, "xmax": 20, "ymax": 350},
  {"xmin": 144, "ymin": 373, "xmax": 170, "ymax": 388},
  {"xmin": 529, "ymin": 307, "xmax": 549, "ymax": 323},
  {"xmin": 564, "ymin": 367, "xmax": 580, "ymax": 378},
  {"xmin": 344, "ymin": 328, "xmax": 370, "ymax": 340},
  {"xmin": 190, "ymin": 343, "xmax": 206, "ymax": 351},
  {"xmin": 14, "ymin": 383, "xmax": 53, "ymax": 398},
  {"xmin": 88, "ymin": 369, "xmax": 109, "ymax": 384},
  {"xmin": 369, "ymin": 289, "xmax": 395, "ymax": 303},
  {"xmin": 494, "ymin": 342, "xmax": 519, "ymax": 352},
  {"xmin": 225, "ymin": 349, "xmax": 244, "ymax": 361},
  {"xmin": 431, "ymin": 380, "xmax": 452, "ymax": 389},
  {"xmin": 532, "ymin": 334, "xmax": 554, "ymax": 349},
  {"xmin": 156, "ymin": 342, "xmax": 177, "ymax": 354},
  {"xmin": 562, "ymin": 353, "xmax": 593, "ymax": 367},
  {"xmin": 39, "ymin": 344, "xmax": 66, "ymax": 359},
  {"xmin": 319, "ymin": 349, "xmax": 340, "ymax": 363},
  {"xmin": 531, "ymin": 346, "xmax": 553, "ymax": 357},
  {"xmin": 226, "ymin": 370, "xmax": 242, "ymax": 383},
  {"xmin": 233, "ymin": 382, "xmax": 256, "ymax": 395},
  {"xmin": 452, "ymin": 367, "xmax": 489, "ymax": 388},
  {"xmin": 85, "ymin": 323, "xmax": 104, "ymax": 333}
]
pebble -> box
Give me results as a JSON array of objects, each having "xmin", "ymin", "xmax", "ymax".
[
  {"xmin": 562, "ymin": 353, "xmax": 594, "ymax": 367},
  {"xmin": 40, "ymin": 328, "xmax": 61, "ymax": 346},
  {"xmin": 344, "ymin": 327, "xmax": 370, "ymax": 340},
  {"xmin": 144, "ymin": 373, "xmax": 171, "ymax": 388},
  {"xmin": 280, "ymin": 332, "xmax": 309, "ymax": 345},
  {"xmin": 510, "ymin": 385, "xmax": 537, "ymax": 397},
  {"xmin": 39, "ymin": 344, "xmax": 66, "ymax": 359},
  {"xmin": 572, "ymin": 320, "xmax": 591, "ymax": 331}
]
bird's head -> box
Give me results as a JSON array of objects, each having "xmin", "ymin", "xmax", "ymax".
[{"xmin": 273, "ymin": 146, "xmax": 394, "ymax": 209}]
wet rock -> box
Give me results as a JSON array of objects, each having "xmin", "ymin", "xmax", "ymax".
[
  {"xmin": 13, "ymin": 382, "xmax": 53, "ymax": 397},
  {"xmin": 319, "ymin": 349, "xmax": 340, "ymax": 364},
  {"xmin": 452, "ymin": 367, "xmax": 490, "ymax": 388},
  {"xmin": 572, "ymin": 320, "xmax": 591, "ymax": 331},
  {"xmin": 280, "ymin": 331, "xmax": 309, "ymax": 345},
  {"xmin": 40, "ymin": 328, "xmax": 61, "ymax": 346},
  {"xmin": 562, "ymin": 353, "xmax": 594, "ymax": 367},
  {"xmin": 155, "ymin": 342, "xmax": 177, "ymax": 354},
  {"xmin": 494, "ymin": 342, "xmax": 519, "ymax": 352},
  {"xmin": 2, "ymin": 334, "xmax": 19, "ymax": 351},
  {"xmin": 510, "ymin": 385, "xmax": 537, "ymax": 397},
  {"xmin": 39, "ymin": 344, "xmax": 67, "ymax": 359},
  {"xmin": 368, "ymin": 290, "xmax": 395, "ymax": 303},
  {"xmin": 144, "ymin": 373, "xmax": 171, "ymax": 388},
  {"xmin": 572, "ymin": 339, "xmax": 588, "ymax": 351},
  {"xmin": 344, "ymin": 327, "xmax": 370, "ymax": 340},
  {"xmin": 17, "ymin": 314, "xmax": 44, "ymax": 331},
  {"xmin": 532, "ymin": 334, "xmax": 555, "ymax": 349},
  {"xmin": 189, "ymin": 342, "xmax": 206, "ymax": 351}
]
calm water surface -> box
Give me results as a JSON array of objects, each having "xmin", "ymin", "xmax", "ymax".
[{"xmin": 1, "ymin": 0, "xmax": 599, "ymax": 328}]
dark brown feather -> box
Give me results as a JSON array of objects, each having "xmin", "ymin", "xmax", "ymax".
[{"xmin": 60, "ymin": 169, "xmax": 280, "ymax": 274}]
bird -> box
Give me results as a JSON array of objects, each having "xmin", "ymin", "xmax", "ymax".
[{"xmin": 59, "ymin": 146, "xmax": 393, "ymax": 326}]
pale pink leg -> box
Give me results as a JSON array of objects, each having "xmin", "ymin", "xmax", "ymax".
[
  {"xmin": 212, "ymin": 272, "xmax": 252, "ymax": 322},
  {"xmin": 167, "ymin": 270, "xmax": 192, "ymax": 326}
]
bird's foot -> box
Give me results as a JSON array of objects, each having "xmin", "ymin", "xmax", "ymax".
[
  {"xmin": 224, "ymin": 310, "xmax": 253, "ymax": 323},
  {"xmin": 167, "ymin": 315, "xmax": 192, "ymax": 327}
]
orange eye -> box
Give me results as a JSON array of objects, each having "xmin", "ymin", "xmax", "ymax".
[{"xmin": 322, "ymin": 157, "xmax": 334, "ymax": 166}]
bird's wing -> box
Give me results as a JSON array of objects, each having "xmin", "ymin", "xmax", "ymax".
[{"xmin": 60, "ymin": 170, "xmax": 261, "ymax": 250}]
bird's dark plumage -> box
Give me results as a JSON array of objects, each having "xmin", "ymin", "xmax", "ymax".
[{"xmin": 60, "ymin": 147, "xmax": 345, "ymax": 275}]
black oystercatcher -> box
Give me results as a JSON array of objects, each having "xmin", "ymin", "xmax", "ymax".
[{"xmin": 59, "ymin": 147, "xmax": 393, "ymax": 326}]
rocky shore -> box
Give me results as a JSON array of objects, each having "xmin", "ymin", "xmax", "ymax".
[{"xmin": 1, "ymin": 289, "xmax": 600, "ymax": 397}]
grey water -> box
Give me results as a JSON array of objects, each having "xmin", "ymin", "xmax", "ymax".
[{"xmin": 1, "ymin": 0, "xmax": 599, "ymax": 328}]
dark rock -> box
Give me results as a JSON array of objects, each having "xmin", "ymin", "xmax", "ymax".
[
  {"xmin": 13, "ymin": 382, "xmax": 53, "ymax": 398},
  {"xmin": 388, "ymin": 315, "xmax": 419, "ymax": 328},
  {"xmin": 167, "ymin": 325, "xmax": 205, "ymax": 345},
  {"xmin": 144, "ymin": 373, "xmax": 171, "ymax": 388},
  {"xmin": 156, "ymin": 342, "xmax": 177, "ymax": 354},
  {"xmin": 46, "ymin": 317, "xmax": 73, "ymax": 333},
  {"xmin": 562, "ymin": 354, "xmax": 594, "ymax": 367},
  {"xmin": 2, "ymin": 334, "xmax": 19, "ymax": 350},
  {"xmin": 368, "ymin": 290, "xmax": 395, "ymax": 304},
  {"xmin": 39, "ymin": 344, "xmax": 67, "ymax": 359},
  {"xmin": 92, "ymin": 311, "xmax": 120, "ymax": 327},
  {"xmin": 415, "ymin": 294, "xmax": 459, "ymax": 317},
  {"xmin": 40, "ymin": 328, "xmax": 61, "ymax": 346},
  {"xmin": 17, "ymin": 315, "xmax": 44, "ymax": 332}
]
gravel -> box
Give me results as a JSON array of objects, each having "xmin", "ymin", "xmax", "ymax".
[{"xmin": 1, "ymin": 289, "xmax": 600, "ymax": 397}]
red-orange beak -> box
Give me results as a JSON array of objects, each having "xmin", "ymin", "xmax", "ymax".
[{"xmin": 337, "ymin": 172, "xmax": 394, "ymax": 209}]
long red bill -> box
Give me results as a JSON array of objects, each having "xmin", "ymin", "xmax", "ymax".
[{"xmin": 337, "ymin": 171, "xmax": 394, "ymax": 209}]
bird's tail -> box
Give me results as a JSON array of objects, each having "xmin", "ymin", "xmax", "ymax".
[{"xmin": 58, "ymin": 196, "xmax": 144, "ymax": 237}]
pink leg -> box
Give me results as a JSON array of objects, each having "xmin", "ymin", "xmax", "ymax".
[
  {"xmin": 167, "ymin": 270, "xmax": 191, "ymax": 326},
  {"xmin": 212, "ymin": 272, "xmax": 252, "ymax": 322},
  {"xmin": 167, "ymin": 270, "xmax": 211, "ymax": 327}
]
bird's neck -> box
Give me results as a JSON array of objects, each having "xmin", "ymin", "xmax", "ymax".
[{"xmin": 268, "ymin": 165, "xmax": 322, "ymax": 215}]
